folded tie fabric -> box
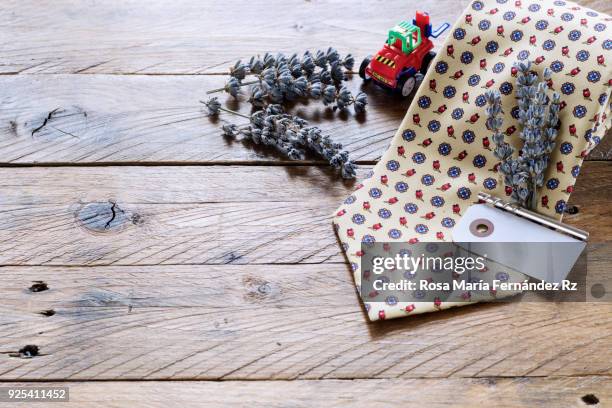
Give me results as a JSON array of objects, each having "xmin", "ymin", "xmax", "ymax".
[{"xmin": 333, "ymin": 0, "xmax": 611, "ymax": 321}]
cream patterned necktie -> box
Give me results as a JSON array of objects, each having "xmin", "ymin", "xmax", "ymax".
[{"xmin": 333, "ymin": 0, "xmax": 611, "ymax": 321}]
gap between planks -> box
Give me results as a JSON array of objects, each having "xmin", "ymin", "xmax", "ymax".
[
  {"xmin": 0, "ymin": 160, "xmax": 380, "ymax": 168},
  {"xmin": 0, "ymin": 159, "xmax": 608, "ymax": 168},
  {"xmin": 1, "ymin": 374, "xmax": 611, "ymax": 382}
]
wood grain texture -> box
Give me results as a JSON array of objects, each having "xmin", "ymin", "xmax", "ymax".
[
  {"xmin": 0, "ymin": 261, "xmax": 610, "ymax": 380},
  {"xmin": 0, "ymin": 165, "xmax": 359, "ymax": 266},
  {"xmin": 1, "ymin": 0, "xmax": 611, "ymax": 397},
  {"xmin": 0, "ymin": 0, "xmax": 609, "ymax": 165},
  {"xmin": 4, "ymin": 377, "xmax": 611, "ymax": 407},
  {"xmin": 0, "ymin": 162, "xmax": 609, "ymax": 266},
  {"xmin": 0, "ymin": 0, "xmax": 464, "ymax": 75},
  {"xmin": 1, "ymin": 0, "xmax": 609, "ymax": 75},
  {"xmin": 0, "ymin": 74, "xmax": 409, "ymax": 164}
]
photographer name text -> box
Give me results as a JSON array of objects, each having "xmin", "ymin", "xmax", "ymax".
[{"xmin": 373, "ymin": 279, "xmax": 578, "ymax": 292}]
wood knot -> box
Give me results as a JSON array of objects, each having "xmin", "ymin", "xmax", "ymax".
[
  {"xmin": 243, "ymin": 276, "xmax": 279, "ymax": 302},
  {"xmin": 29, "ymin": 281, "xmax": 49, "ymax": 292},
  {"xmin": 38, "ymin": 309, "xmax": 55, "ymax": 317},
  {"xmin": 8, "ymin": 120, "xmax": 18, "ymax": 136},
  {"xmin": 131, "ymin": 213, "xmax": 145, "ymax": 225},
  {"xmin": 581, "ymin": 394, "xmax": 599, "ymax": 405},
  {"xmin": 9, "ymin": 345, "xmax": 40, "ymax": 359},
  {"xmin": 75, "ymin": 200, "xmax": 129, "ymax": 234}
]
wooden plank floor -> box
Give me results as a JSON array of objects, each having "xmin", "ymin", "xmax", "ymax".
[{"xmin": 1, "ymin": 0, "xmax": 610, "ymax": 407}]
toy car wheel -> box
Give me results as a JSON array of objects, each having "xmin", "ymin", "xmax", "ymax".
[
  {"xmin": 359, "ymin": 56, "xmax": 372, "ymax": 81},
  {"xmin": 420, "ymin": 51, "xmax": 436, "ymax": 75},
  {"xmin": 398, "ymin": 76, "xmax": 416, "ymax": 97}
]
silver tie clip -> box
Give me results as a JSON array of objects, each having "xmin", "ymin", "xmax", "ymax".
[
  {"xmin": 477, "ymin": 192, "xmax": 589, "ymax": 242},
  {"xmin": 452, "ymin": 192, "xmax": 589, "ymax": 283}
]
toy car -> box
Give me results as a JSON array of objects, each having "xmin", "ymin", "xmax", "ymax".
[{"xmin": 359, "ymin": 11, "xmax": 449, "ymax": 97}]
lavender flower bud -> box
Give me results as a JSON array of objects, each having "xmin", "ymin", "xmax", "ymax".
[
  {"xmin": 263, "ymin": 52, "xmax": 276, "ymax": 68},
  {"xmin": 330, "ymin": 153, "xmax": 344, "ymax": 167},
  {"xmin": 266, "ymin": 104, "xmax": 284, "ymax": 115},
  {"xmin": 262, "ymin": 68, "xmax": 276, "ymax": 87},
  {"xmin": 330, "ymin": 61, "xmax": 345, "ymax": 83},
  {"xmin": 225, "ymin": 77, "xmax": 241, "ymax": 98},
  {"xmin": 322, "ymin": 85, "xmax": 337, "ymax": 105},
  {"xmin": 230, "ymin": 60, "xmax": 247, "ymax": 81},
  {"xmin": 342, "ymin": 54, "xmax": 355, "ymax": 70},
  {"xmin": 288, "ymin": 53, "xmax": 299, "ymax": 66},
  {"xmin": 250, "ymin": 111, "xmax": 264, "ymax": 127},
  {"xmin": 326, "ymin": 47, "xmax": 340, "ymax": 63},
  {"xmin": 222, "ymin": 123, "xmax": 239, "ymax": 137},
  {"xmin": 291, "ymin": 76, "xmax": 308, "ymax": 97},
  {"xmin": 287, "ymin": 148, "xmax": 302, "ymax": 160},
  {"xmin": 314, "ymin": 50, "xmax": 327, "ymax": 68},
  {"xmin": 239, "ymin": 126, "xmax": 252, "ymax": 138},
  {"xmin": 278, "ymin": 70, "xmax": 293, "ymax": 86},
  {"xmin": 516, "ymin": 61, "xmax": 530, "ymax": 73},
  {"xmin": 248, "ymin": 56, "xmax": 264, "ymax": 74},
  {"xmin": 353, "ymin": 92, "xmax": 368, "ymax": 114},
  {"xmin": 342, "ymin": 161, "xmax": 357, "ymax": 179},
  {"xmin": 308, "ymin": 72, "xmax": 321, "ymax": 83},
  {"xmin": 302, "ymin": 55, "xmax": 316, "ymax": 75},
  {"xmin": 335, "ymin": 86, "xmax": 352, "ymax": 110},
  {"xmin": 251, "ymin": 128, "xmax": 262, "ymax": 144},
  {"xmin": 551, "ymin": 92, "xmax": 561, "ymax": 104},
  {"xmin": 268, "ymin": 86, "xmax": 283, "ymax": 103},
  {"xmin": 249, "ymin": 85, "xmax": 266, "ymax": 107},
  {"xmin": 296, "ymin": 118, "xmax": 309, "ymax": 128},
  {"xmin": 275, "ymin": 52, "xmax": 288, "ymax": 65},
  {"xmin": 309, "ymin": 81, "xmax": 322, "ymax": 99},
  {"xmin": 203, "ymin": 97, "xmax": 221, "ymax": 116},
  {"xmin": 320, "ymin": 70, "xmax": 332, "ymax": 84},
  {"xmin": 290, "ymin": 63, "xmax": 303, "ymax": 78}
]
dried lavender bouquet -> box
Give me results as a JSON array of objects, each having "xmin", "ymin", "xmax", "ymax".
[
  {"xmin": 203, "ymin": 48, "xmax": 368, "ymax": 179},
  {"xmin": 485, "ymin": 60, "xmax": 560, "ymax": 209},
  {"xmin": 207, "ymin": 48, "xmax": 367, "ymax": 114},
  {"xmin": 203, "ymin": 98, "xmax": 357, "ymax": 179}
]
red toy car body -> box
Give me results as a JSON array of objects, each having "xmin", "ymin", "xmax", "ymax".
[{"xmin": 360, "ymin": 11, "xmax": 449, "ymax": 97}]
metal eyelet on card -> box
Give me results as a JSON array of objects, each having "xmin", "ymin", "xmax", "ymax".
[{"xmin": 469, "ymin": 218, "xmax": 494, "ymax": 237}]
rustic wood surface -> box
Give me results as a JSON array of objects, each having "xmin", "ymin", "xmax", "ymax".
[
  {"xmin": 0, "ymin": 74, "xmax": 412, "ymax": 164},
  {"xmin": 1, "ymin": 0, "xmax": 611, "ymax": 406},
  {"xmin": 0, "ymin": 163, "xmax": 609, "ymax": 267},
  {"xmin": 1, "ymin": 261, "xmax": 611, "ymax": 381},
  {"xmin": 0, "ymin": 3, "xmax": 610, "ymax": 164},
  {"xmin": 4, "ymin": 377, "xmax": 612, "ymax": 408}
]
